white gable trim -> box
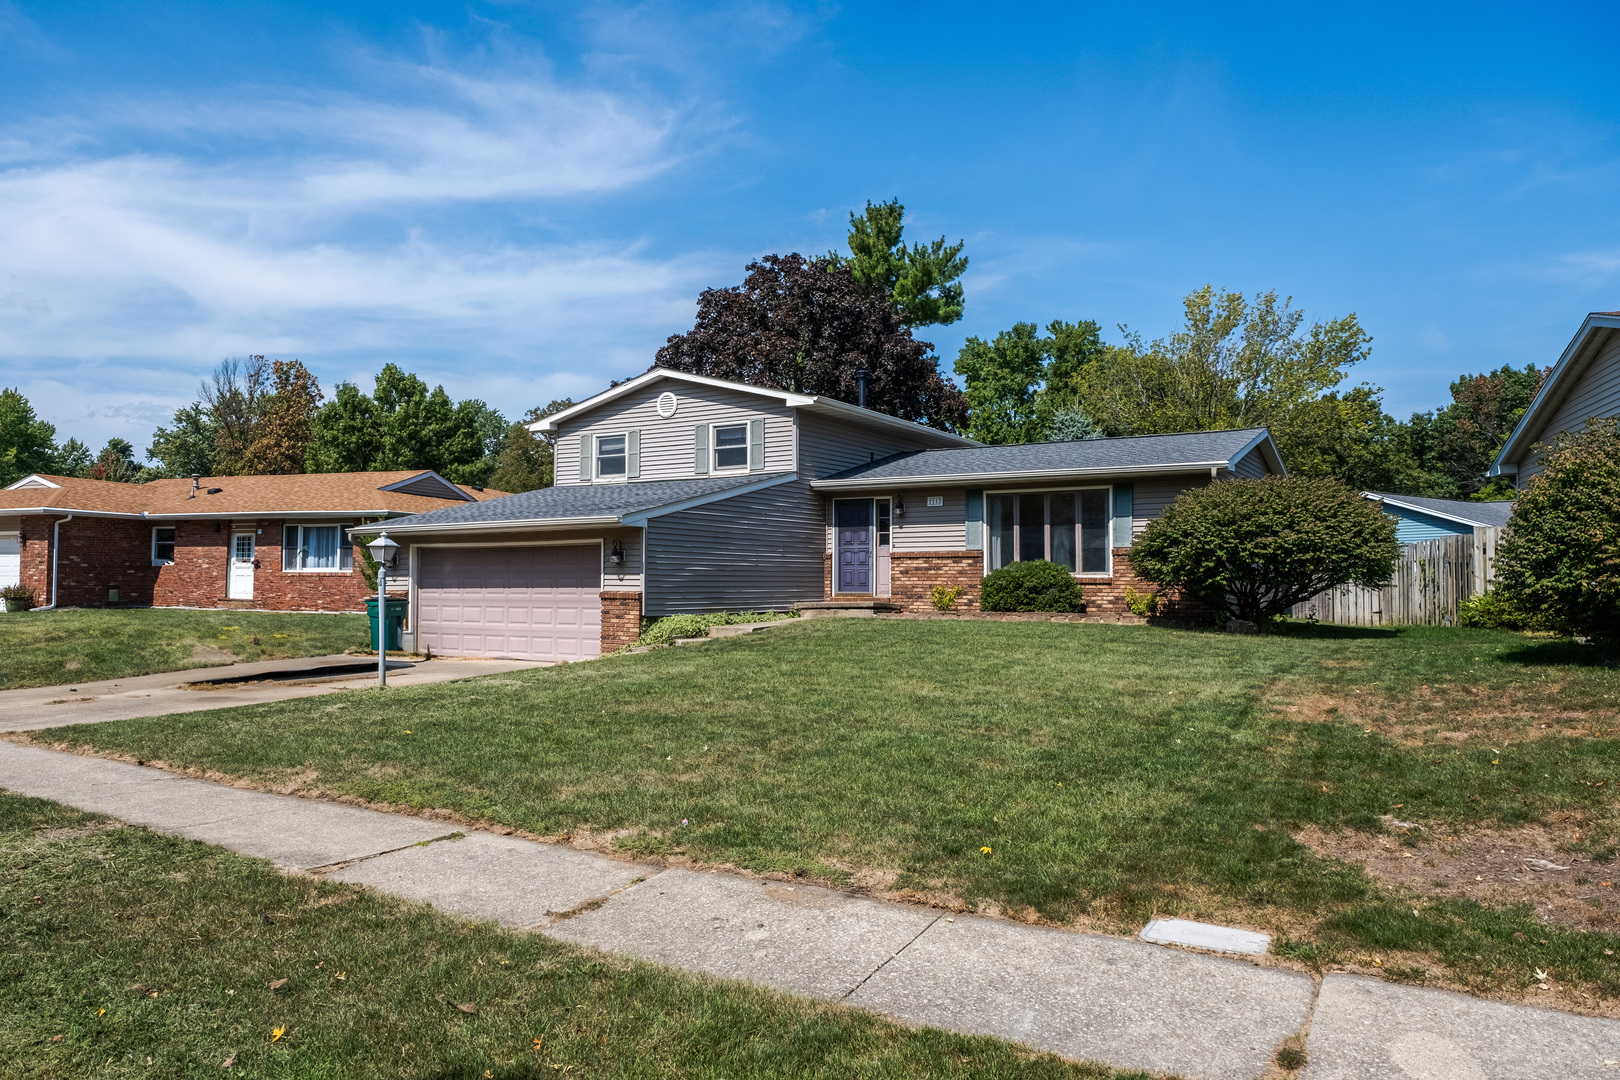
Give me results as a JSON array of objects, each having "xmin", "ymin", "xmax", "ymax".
[
  {"xmin": 5, "ymin": 475, "xmax": 61, "ymax": 490},
  {"xmin": 532, "ymin": 370, "xmax": 815, "ymax": 433},
  {"xmin": 1492, "ymin": 312, "xmax": 1620, "ymax": 475},
  {"xmin": 1227, "ymin": 429, "xmax": 1288, "ymax": 476},
  {"xmin": 1363, "ymin": 493, "xmax": 1501, "ymax": 529}
]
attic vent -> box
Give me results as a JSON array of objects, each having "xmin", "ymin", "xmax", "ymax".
[{"xmin": 206, "ymin": 487, "xmax": 223, "ymax": 494}]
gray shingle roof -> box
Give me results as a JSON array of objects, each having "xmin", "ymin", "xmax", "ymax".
[
  {"xmin": 814, "ymin": 429, "xmax": 1271, "ymax": 484},
  {"xmin": 1369, "ymin": 492, "xmax": 1516, "ymax": 528},
  {"xmin": 379, "ymin": 473, "xmax": 790, "ymax": 531}
]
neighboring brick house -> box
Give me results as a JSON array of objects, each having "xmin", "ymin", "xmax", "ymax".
[
  {"xmin": 0, "ymin": 471, "xmax": 503, "ymax": 613},
  {"xmin": 377, "ymin": 368, "xmax": 1288, "ymax": 663}
]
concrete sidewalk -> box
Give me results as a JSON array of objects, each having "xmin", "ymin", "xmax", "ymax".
[
  {"xmin": 0, "ymin": 654, "xmax": 545, "ymax": 733},
  {"xmin": 2, "ymin": 740, "xmax": 1616, "ymax": 1078}
]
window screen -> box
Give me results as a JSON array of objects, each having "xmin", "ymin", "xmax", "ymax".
[
  {"xmin": 596, "ymin": 435, "xmax": 627, "ymax": 477},
  {"xmin": 713, "ymin": 424, "xmax": 748, "ymax": 470}
]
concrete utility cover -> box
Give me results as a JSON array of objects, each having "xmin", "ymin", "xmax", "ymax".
[
  {"xmin": 1303, "ymin": 974, "xmax": 1620, "ymax": 1079},
  {"xmin": 1140, "ymin": 918, "xmax": 1270, "ymax": 954}
]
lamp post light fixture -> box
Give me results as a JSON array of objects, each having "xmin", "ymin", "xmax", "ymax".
[{"xmin": 366, "ymin": 532, "xmax": 400, "ymax": 687}]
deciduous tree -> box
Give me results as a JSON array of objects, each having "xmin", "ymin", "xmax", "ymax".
[
  {"xmin": 146, "ymin": 404, "xmax": 218, "ymax": 478},
  {"xmin": 488, "ymin": 398, "xmax": 575, "ymax": 493},
  {"xmin": 242, "ymin": 360, "xmax": 323, "ymax": 475},
  {"xmin": 656, "ymin": 254, "xmax": 965, "ymax": 431},
  {"xmin": 0, "ymin": 387, "xmax": 62, "ymax": 485},
  {"xmin": 953, "ymin": 319, "xmax": 1107, "ymax": 443}
]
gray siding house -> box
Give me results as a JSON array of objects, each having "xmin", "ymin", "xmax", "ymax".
[
  {"xmin": 377, "ymin": 368, "xmax": 1286, "ymax": 661},
  {"xmin": 1493, "ymin": 310, "xmax": 1620, "ymax": 482}
]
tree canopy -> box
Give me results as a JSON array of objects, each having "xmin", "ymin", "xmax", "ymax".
[
  {"xmin": 655, "ymin": 253, "xmax": 966, "ymax": 431},
  {"xmin": 488, "ymin": 398, "xmax": 576, "ymax": 494},
  {"xmin": 305, "ymin": 364, "xmax": 503, "ymax": 485},
  {"xmin": 0, "ymin": 388, "xmax": 65, "ymax": 486},
  {"xmin": 954, "ymin": 320, "xmax": 1106, "ymax": 444},
  {"xmin": 1130, "ymin": 475, "xmax": 1400, "ymax": 626},
  {"xmin": 831, "ymin": 199, "xmax": 967, "ymax": 328}
]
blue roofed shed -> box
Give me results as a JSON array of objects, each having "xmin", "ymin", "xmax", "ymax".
[{"xmin": 1363, "ymin": 492, "xmax": 1515, "ymax": 544}]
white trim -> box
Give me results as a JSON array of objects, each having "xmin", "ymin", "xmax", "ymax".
[
  {"xmin": 1228, "ymin": 429, "xmax": 1288, "ymax": 477},
  {"xmin": 618, "ymin": 474, "xmax": 799, "ymax": 526},
  {"xmin": 151, "ymin": 525, "xmax": 176, "ymax": 566},
  {"xmin": 1492, "ymin": 313, "xmax": 1620, "ymax": 475},
  {"xmin": 361, "ymin": 515, "xmax": 620, "ymax": 536},
  {"xmin": 4, "ymin": 474, "xmax": 61, "ymax": 490},
  {"xmin": 984, "ymin": 484, "xmax": 1115, "ymax": 578},
  {"xmin": 529, "ymin": 367, "xmax": 977, "ymax": 448},
  {"xmin": 594, "ymin": 431, "xmax": 630, "ymax": 483},
  {"xmin": 1362, "ymin": 492, "xmax": 1507, "ymax": 529},
  {"xmin": 709, "ymin": 420, "xmax": 752, "ymax": 476},
  {"xmin": 377, "ymin": 470, "xmax": 475, "ymax": 502}
]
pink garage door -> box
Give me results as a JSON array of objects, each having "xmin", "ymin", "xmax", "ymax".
[{"xmin": 417, "ymin": 546, "xmax": 601, "ymax": 662}]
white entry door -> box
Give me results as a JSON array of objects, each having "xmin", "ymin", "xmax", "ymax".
[{"xmin": 228, "ymin": 533, "xmax": 255, "ymax": 600}]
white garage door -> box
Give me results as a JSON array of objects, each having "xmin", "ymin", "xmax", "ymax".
[
  {"xmin": 0, "ymin": 537, "xmax": 19, "ymax": 606},
  {"xmin": 417, "ymin": 546, "xmax": 601, "ymax": 662}
]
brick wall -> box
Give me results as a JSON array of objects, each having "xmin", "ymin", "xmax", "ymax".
[
  {"xmin": 600, "ymin": 591, "xmax": 642, "ymax": 653},
  {"xmin": 17, "ymin": 515, "xmax": 371, "ymax": 612},
  {"xmin": 883, "ymin": 547, "xmax": 1214, "ymax": 625}
]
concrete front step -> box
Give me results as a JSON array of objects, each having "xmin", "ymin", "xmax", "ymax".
[{"xmin": 796, "ymin": 600, "xmax": 903, "ymax": 618}]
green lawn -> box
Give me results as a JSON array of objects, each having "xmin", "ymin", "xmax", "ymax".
[
  {"xmin": 0, "ymin": 791, "xmax": 1134, "ymax": 1079},
  {"xmin": 0, "ymin": 608, "xmax": 369, "ymax": 689},
  {"xmin": 28, "ymin": 618, "xmax": 1620, "ymax": 1006}
]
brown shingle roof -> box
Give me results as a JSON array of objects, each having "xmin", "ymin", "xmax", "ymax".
[{"xmin": 0, "ymin": 471, "xmax": 506, "ymax": 518}]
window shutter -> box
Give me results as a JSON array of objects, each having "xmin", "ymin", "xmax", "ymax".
[
  {"xmin": 1112, "ymin": 483, "xmax": 1134, "ymax": 547},
  {"xmin": 282, "ymin": 526, "xmax": 299, "ymax": 571},
  {"xmin": 627, "ymin": 430, "xmax": 641, "ymax": 479},
  {"xmin": 748, "ymin": 418, "xmax": 764, "ymax": 472},
  {"xmin": 693, "ymin": 423, "xmax": 709, "ymax": 475},
  {"xmin": 340, "ymin": 528, "xmax": 354, "ymax": 570},
  {"xmin": 964, "ymin": 489, "xmax": 984, "ymax": 550},
  {"xmin": 578, "ymin": 433, "xmax": 591, "ymax": 483}
]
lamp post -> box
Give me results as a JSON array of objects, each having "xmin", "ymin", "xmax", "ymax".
[{"xmin": 367, "ymin": 532, "xmax": 400, "ymax": 688}]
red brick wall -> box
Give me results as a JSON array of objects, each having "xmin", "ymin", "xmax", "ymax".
[
  {"xmin": 600, "ymin": 590, "xmax": 642, "ymax": 653},
  {"xmin": 885, "ymin": 547, "xmax": 1214, "ymax": 624},
  {"xmin": 19, "ymin": 515, "xmax": 371, "ymax": 612}
]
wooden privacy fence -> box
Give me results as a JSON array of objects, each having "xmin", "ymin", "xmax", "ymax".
[{"xmin": 1290, "ymin": 527, "xmax": 1502, "ymax": 627}]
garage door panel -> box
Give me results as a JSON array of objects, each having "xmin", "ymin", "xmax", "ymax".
[{"xmin": 417, "ymin": 546, "xmax": 601, "ymax": 662}]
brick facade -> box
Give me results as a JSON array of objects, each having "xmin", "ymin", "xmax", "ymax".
[
  {"xmin": 14, "ymin": 515, "xmax": 371, "ymax": 612},
  {"xmin": 868, "ymin": 547, "xmax": 1213, "ymax": 625},
  {"xmin": 599, "ymin": 590, "xmax": 643, "ymax": 653}
]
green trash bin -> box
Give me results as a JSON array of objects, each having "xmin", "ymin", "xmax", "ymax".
[{"xmin": 366, "ymin": 597, "xmax": 409, "ymax": 651}]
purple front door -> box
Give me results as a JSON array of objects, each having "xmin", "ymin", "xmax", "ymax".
[{"xmin": 835, "ymin": 499, "xmax": 873, "ymax": 594}]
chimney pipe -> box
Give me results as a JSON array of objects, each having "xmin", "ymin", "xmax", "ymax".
[
  {"xmin": 855, "ymin": 369, "xmax": 868, "ymax": 409},
  {"xmin": 190, "ymin": 473, "xmax": 200, "ymax": 499}
]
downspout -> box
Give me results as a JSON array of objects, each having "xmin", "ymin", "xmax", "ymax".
[{"xmin": 34, "ymin": 513, "xmax": 73, "ymax": 611}]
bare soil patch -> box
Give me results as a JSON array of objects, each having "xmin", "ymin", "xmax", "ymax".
[
  {"xmin": 1273, "ymin": 682, "xmax": 1613, "ymax": 746},
  {"xmin": 1298, "ymin": 822, "xmax": 1620, "ymax": 932}
]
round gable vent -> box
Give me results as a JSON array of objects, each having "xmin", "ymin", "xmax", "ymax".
[{"xmin": 656, "ymin": 391, "xmax": 678, "ymax": 418}]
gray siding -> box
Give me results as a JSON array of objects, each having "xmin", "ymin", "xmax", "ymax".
[
  {"xmin": 892, "ymin": 489, "xmax": 967, "ymax": 551},
  {"xmin": 1525, "ymin": 335, "xmax": 1620, "ymax": 478},
  {"xmin": 796, "ymin": 412, "xmax": 946, "ymax": 478},
  {"xmin": 600, "ymin": 528, "xmax": 644, "ymax": 590},
  {"xmin": 1132, "ymin": 475, "xmax": 1208, "ymax": 537},
  {"xmin": 1231, "ymin": 446, "xmax": 1270, "ymax": 479},
  {"xmin": 644, "ymin": 480, "xmax": 824, "ymax": 615},
  {"xmin": 555, "ymin": 384, "xmax": 795, "ymax": 485}
]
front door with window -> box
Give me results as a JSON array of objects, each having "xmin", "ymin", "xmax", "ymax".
[
  {"xmin": 834, "ymin": 499, "xmax": 873, "ymax": 594},
  {"xmin": 228, "ymin": 533, "xmax": 255, "ymax": 599}
]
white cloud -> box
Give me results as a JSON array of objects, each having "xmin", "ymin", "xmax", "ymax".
[
  {"xmin": 0, "ymin": 47, "xmax": 728, "ymax": 450},
  {"xmin": 1540, "ymin": 249, "xmax": 1620, "ymax": 289}
]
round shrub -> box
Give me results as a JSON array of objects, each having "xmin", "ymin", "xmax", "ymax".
[
  {"xmin": 1131, "ymin": 475, "xmax": 1399, "ymax": 626},
  {"xmin": 979, "ymin": 560, "xmax": 1085, "ymax": 612}
]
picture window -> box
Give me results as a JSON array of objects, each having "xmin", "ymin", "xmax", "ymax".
[
  {"xmin": 987, "ymin": 489, "xmax": 1110, "ymax": 574},
  {"xmin": 281, "ymin": 524, "xmax": 352, "ymax": 571}
]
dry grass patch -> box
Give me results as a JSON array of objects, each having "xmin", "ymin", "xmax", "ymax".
[{"xmin": 1272, "ymin": 682, "xmax": 1615, "ymax": 747}]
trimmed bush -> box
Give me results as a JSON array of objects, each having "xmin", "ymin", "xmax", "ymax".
[
  {"xmin": 633, "ymin": 610, "xmax": 794, "ymax": 648},
  {"xmin": 1494, "ymin": 418, "xmax": 1620, "ymax": 643},
  {"xmin": 979, "ymin": 560, "xmax": 1085, "ymax": 612},
  {"xmin": 1456, "ymin": 589, "xmax": 1557, "ymax": 633},
  {"xmin": 1131, "ymin": 475, "xmax": 1399, "ymax": 626}
]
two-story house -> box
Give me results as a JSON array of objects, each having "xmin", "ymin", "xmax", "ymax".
[
  {"xmin": 1492, "ymin": 310, "xmax": 1620, "ymax": 483},
  {"xmin": 377, "ymin": 368, "xmax": 1286, "ymax": 661}
]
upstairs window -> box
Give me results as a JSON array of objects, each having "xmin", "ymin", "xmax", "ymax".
[
  {"xmin": 596, "ymin": 434, "xmax": 627, "ymax": 478},
  {"xmin": 713, "ymin": 424, "xmax": 748, "ymax": 471},
  {"xmin": 151, "ymin": 527, "xmax": 176, "ymax": 565},
  {"xmin": 987, "ymin": 489, "xmax": 1111, "ymax": 574}
]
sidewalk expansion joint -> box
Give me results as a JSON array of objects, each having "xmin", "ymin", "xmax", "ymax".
[
  {"xmin": 305, "ymin": 831, "xmax": 467, "ymax": 874},
  {"xmin": 841, "ymin": 912, "xmax": 944, "ymax": 1001}
]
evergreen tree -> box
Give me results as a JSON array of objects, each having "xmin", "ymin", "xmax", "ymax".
[{"xmin": 831, "ymin": 199, "xmax": 968, "ymax": 327}]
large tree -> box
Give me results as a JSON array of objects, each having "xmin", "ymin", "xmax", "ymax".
[
  {"xmin": 1405, "ymin": 363, "xmax": 1546, "ymax": 497},
  {"xmin": 488, "ymin": 398, "xmax": 576, "ymax": 493},
  {"xmin": 1271, "ymin": 385, "xmax": 1428, "ymax": 494},
  {"xmin": 0, "ymin": 387, "xmax": 63, "ymax": 485},
  {"xmin": 954, "ymin": 319, "xmax": 1107, "ymax": 444},
  {"xmin": 199, "ymin": 356, "xmax": 271, "ymax": 475},
  {"xmin": 1073, "ymin": 286, "xmax": 1371, "ymax": 437},
  {"xmin": 241, "ymin": 359, "xmax": 323, "ymax": 475},
  {"xmin": 655, "ymin": 254, "xmax": 966, "ymax": 431},
  {"xmin": 146, "ymin": 404, "xmax": 218, "ymax": 478},
  {"xmin": 831, "ymin": 199, "xmax": 967, "ymax": 327},
  {"xmin": 305, "ymin": 364, "xmax": 504, "ymax": 485}
]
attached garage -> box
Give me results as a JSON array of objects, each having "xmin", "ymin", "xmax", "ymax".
[{"xmin": 416, "ymin": 545, "xmax": 602, "ymax": 662}]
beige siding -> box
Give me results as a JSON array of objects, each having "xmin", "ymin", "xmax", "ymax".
[
  {"xmin": 1132, "ymin": 475, "xmax": 1208, "ymax": 537},
  {"xmin": 892, "ymin": 489, "xmax": 966, "ymax": 551},
  {"xmin": 1231, "ymin": 447, "xmax": 1270, "ymax": 479},
  {"xmin": 796, "ymin": 412, "xmax": 942, "ymax": 478},
  {"xmin": 1522, "ymin": 334, "xmax": 1620, "ymax": 479},
  {"xmin": 554, "ymin": 384, "xmax": 795, "ymax": 485},
  {"xmin": 644, "ymin": 479, "xmax": 824, "ymax": 615}
]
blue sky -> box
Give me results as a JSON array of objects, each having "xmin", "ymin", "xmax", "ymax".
[{"xmin": 2, "ymin": 1, "xmax": 1617, "ymax": 454}]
